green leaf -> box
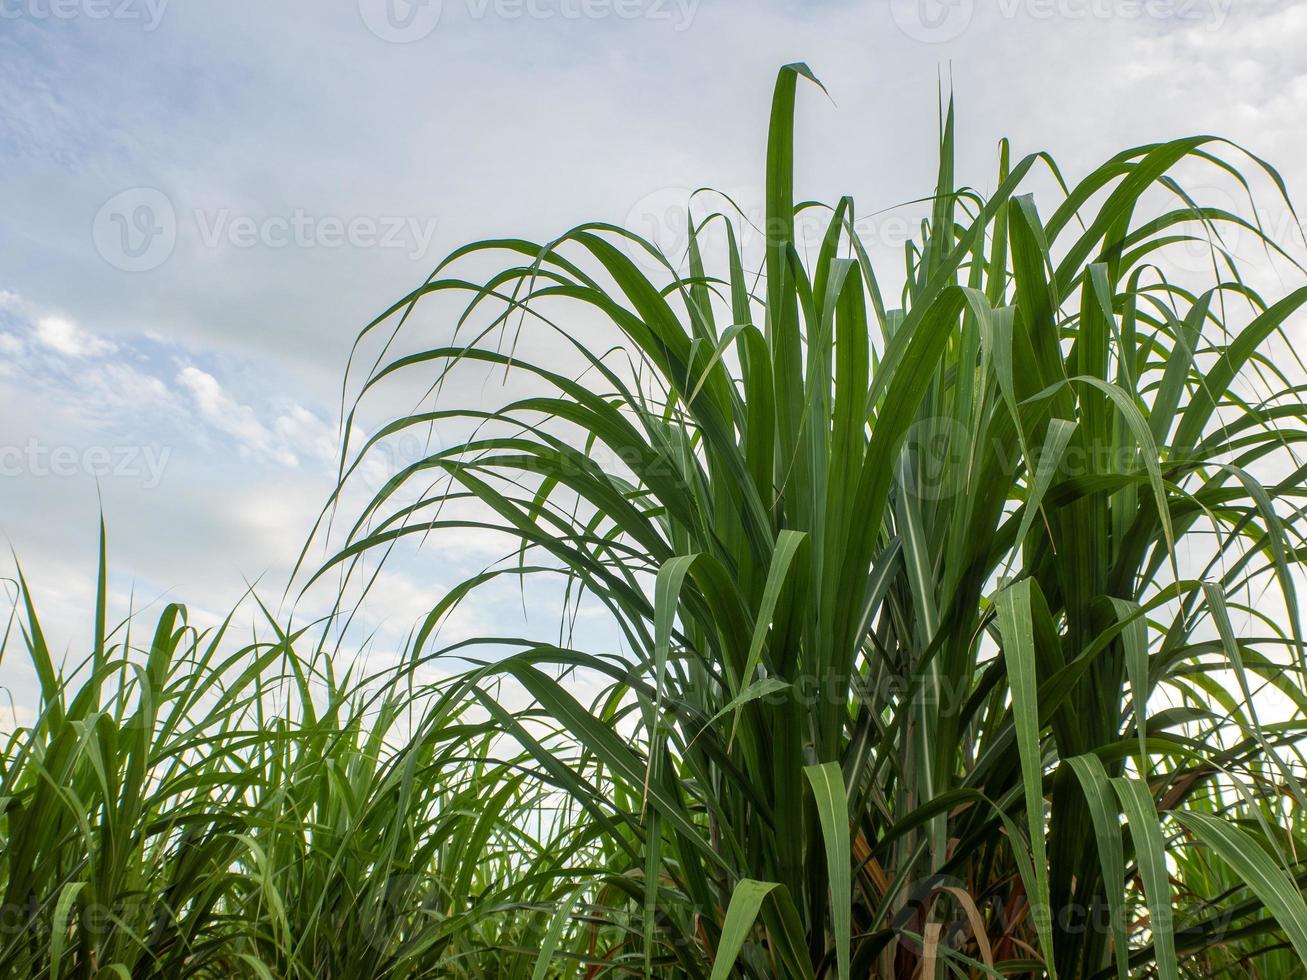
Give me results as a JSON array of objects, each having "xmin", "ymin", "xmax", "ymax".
[
  {"xmin": 1112, "ymin": 778, "xmax": 1178, "ymax": 980},
  {"xmin": 1065, "ymin": 754, "xmax": 1130, "ymax": 980},
  {"xmin": 50, "ymin": 881, "xmax": 86, "ymax": 980},
  {"xmin": 1176, "ymin": 810, "xmax": 1307, "ymax": 968},
  {"xmin": 996, "ymin": 579, "xmax": 1059, "ymax": 979},
  {"xmin": 804, "ymin": 762, "xmax": 851, "ymax": 980},
  {"xmin": 710, "ymin": 879, "xmax": 814, "ymax": 980},
  {"xmin": 532, "ymin": 885, "xmax": 586, "ymax": 980}
]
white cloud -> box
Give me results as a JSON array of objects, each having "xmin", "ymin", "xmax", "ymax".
[
  {"xmin": 272, "ymin": 404, "xmax": 340, "ymax": 465},
  {"xmin": 176, "ymin": 364, "xmax": 341, "ymax": 471},
  {"xmin": 177, "ymin": 365, "xmax": 289, "ymax": 463},
  {"xmin": 35, "ymin": 315, "xmax": 116, "ymax": 358}
]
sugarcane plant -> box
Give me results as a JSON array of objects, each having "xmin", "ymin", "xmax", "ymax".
[
  {"xmin": 0, "ymin": 532, "xmax": 572, "ymax": 979},
  {"xmin": 325, "ymin": 64, "xmax": 1307, "ymax": 978}
]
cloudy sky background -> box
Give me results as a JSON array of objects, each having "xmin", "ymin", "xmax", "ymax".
[{"xmin": 2, "ymin": 0, "xmax": 1305, "ymax": 709}]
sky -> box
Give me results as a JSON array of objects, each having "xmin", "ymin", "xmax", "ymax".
[{"xmin": 1, "ymin": 0, "xmax": 1306, "ymax": 708}]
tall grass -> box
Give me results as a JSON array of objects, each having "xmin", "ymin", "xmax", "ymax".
[
  {"xmin": 0, "ymin": 537, "xmax": 587, "ymax": 978},
  {"xmin": 326, "ymin": 64, "xmax": 1307, "ymax": 978}
]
